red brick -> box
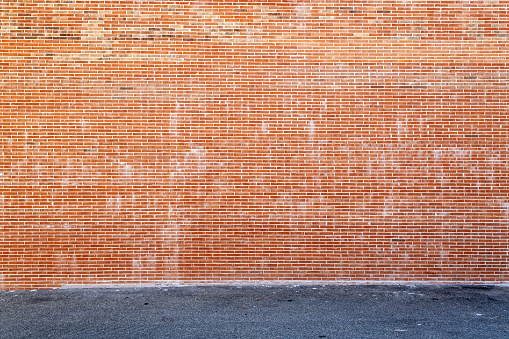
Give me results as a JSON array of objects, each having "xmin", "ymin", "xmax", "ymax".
[{"xmin": 1, "ymin": 0, "xmax": 509, "ymax": 290}]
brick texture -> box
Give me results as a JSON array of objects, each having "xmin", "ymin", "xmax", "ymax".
[{"xmin": 1, "ymin": 1, "xmax": 509, "ymax": 290}]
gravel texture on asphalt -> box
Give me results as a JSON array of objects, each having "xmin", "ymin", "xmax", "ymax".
[{"xmin": 0, "ymin": 284, "xmax": 508, "ymax": 338}]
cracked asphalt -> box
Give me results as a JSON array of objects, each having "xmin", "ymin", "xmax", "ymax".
[{"xmin": 0, "ymin": 284, "xmax": 508, "ymax": 338}]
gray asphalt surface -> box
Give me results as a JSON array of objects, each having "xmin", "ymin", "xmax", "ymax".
[{"xmin": 0, "ymin": 284, "xmax": 508, "ymax": 339}]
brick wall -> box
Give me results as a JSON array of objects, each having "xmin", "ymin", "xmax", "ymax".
[{"xmin": 1, "ymin": 1, "xmax": 508, "ymax": 290}]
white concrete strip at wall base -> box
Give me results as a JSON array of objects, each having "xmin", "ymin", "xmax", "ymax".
[{"xmin": 60, "ymin": 280, "xmax": 509, "ymax": 289}]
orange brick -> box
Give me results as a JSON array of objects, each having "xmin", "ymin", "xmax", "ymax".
[{"xmin": 1, "ymin": 0, "xmax": 509, "ymax": 290}]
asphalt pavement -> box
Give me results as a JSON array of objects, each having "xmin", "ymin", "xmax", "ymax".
[{"xmin": 0, "ymin": 284, "xmax": 508, "ymax": 338}]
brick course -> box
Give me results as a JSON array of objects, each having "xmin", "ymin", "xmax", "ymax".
[{"xmin": 1, "ymin": 1, "xmax": 508, "ymax": 289}]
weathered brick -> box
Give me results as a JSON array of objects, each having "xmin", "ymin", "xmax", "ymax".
[{"xmin": 0, "ymin": 0, "xmax": 508, "ymax": 290}]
